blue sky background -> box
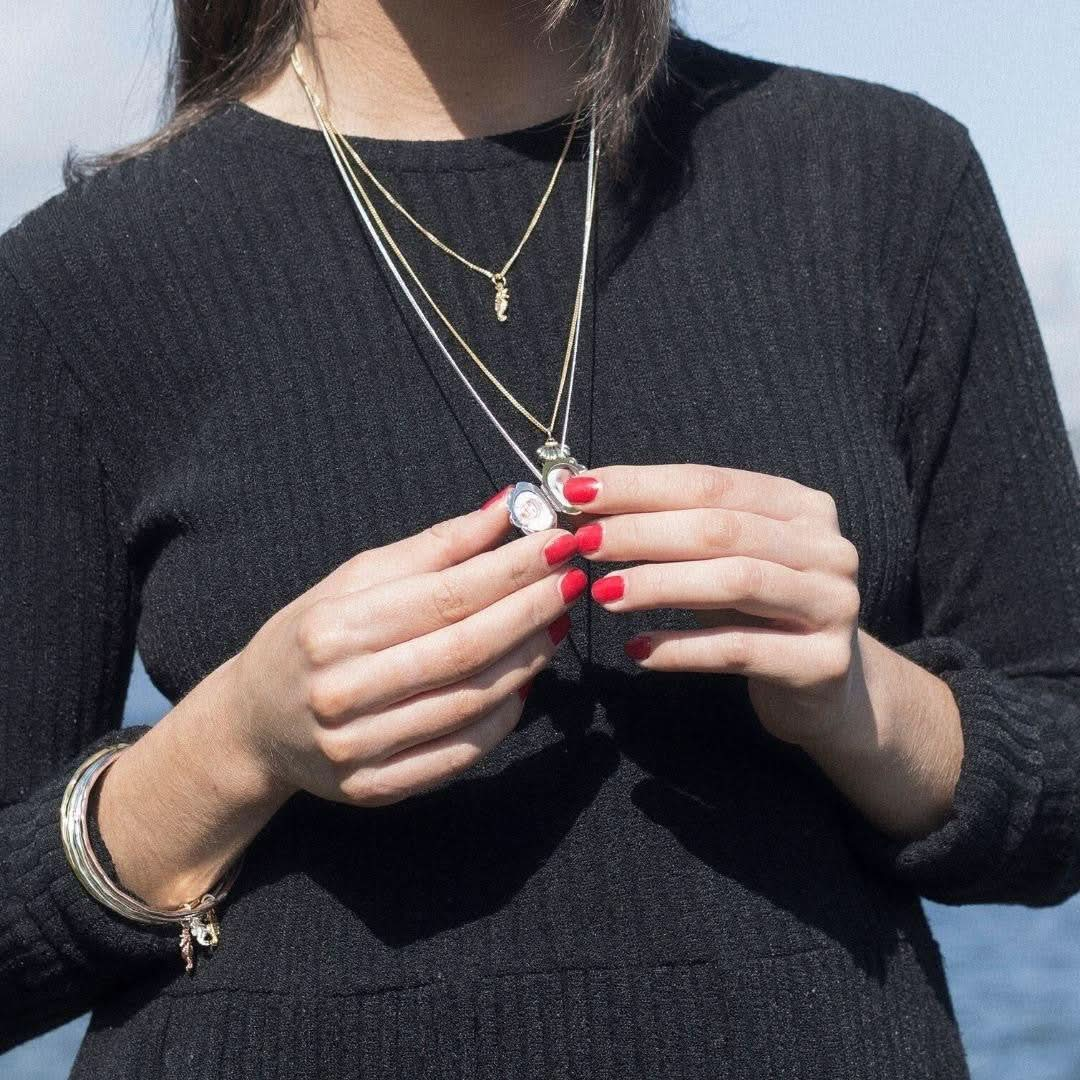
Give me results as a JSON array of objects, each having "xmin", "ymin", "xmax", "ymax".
[{"xmin": 2, "ymin": 4, "xmax": 1079, "ymax": 1079}]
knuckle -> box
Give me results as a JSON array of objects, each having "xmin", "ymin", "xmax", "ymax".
[
  {"xmin": 621, "ymin": 467, "xmax": 645, "ymax": 504},
  {"xmin": 817, "ymin": 635, "xmax": 854, "ymax": 682},
  {"xmin": 445, "ymin": 628, "xmax": 485, "ymax": 676},
  {"xmin": 506, "ymin": 543, "xmax": 538, "ymax": 589},
  {"xmin": 305, "ymin": 672, "xmax": 352, "ymax": 722},
  {"xmin": 429, "ymin": 574, "xmax": 471, "ymax": 625},
  {"xmin": 314, "ymin": 727, "xmax": 356, "ymax": 767},
  {"xmin": 722, "ymin": 629, "xmax": 755, "ymax": 672},
  {"xmin": 441, "ymin": 741, "xmax": 481, "ymax": 779},
  {"xmin": 503, "ymin": 703, "xmax": 524, "ymax": 732},
  {"xmin": 439, "ymin": 684, "xmax": 483, "ymax": 731},
  {"xmin": 353, "ymin": 769, "xmax": 406, "ymax": 807},
  {"xmin": 786, "ymin": 665, "xmax": 821, "ymax": 691},
  {"xmin": 492, "ymin": 697, "xmax": 521, "ymax": 733},
  {"xmin": 423, "ymin": 518, "xmax": 462, "ymax": 562},
  {"xmin": 834, "ymin": 580, "xmax": 862, "ymax": 622},
  {"xmin": 525, "ymin": 585, "xmax": 556, "ymax": 635},
  {"xmin": 806, "ymin": 487, "xmax": 839, "ymax": 522},
  {"xmin": 376, "ymin": 647, "xmax": 412, "ymax": 694},
  {"xmin": 700, "ymin": 509, "xmax": 741, "ymax": 553},
  {"xmin": 778, "ymin": 476, "xmax": 807, "ymax": 507},
  {"xmin": 294, "ymin": 601, "xmax": 340, "ymax": 667},
  {"xmin": 729, "ymin": 556, "xmax": 765, "ymax": 598},
  {"xmin": 698, "ymin": 466, "xmax": 734, "ymax": 506},
  {"xmin": 336, "ymin": 553, "xmax": 374, "ymax": 593},
  {"xmin": 834, "ymin": 536, "xmax": 861, "ymax": 577}
]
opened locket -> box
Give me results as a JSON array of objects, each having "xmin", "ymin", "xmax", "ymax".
[
  {"xmin": 506, "ymin": 449, "xmax": 586, "ymax": 534},
  {"xmin": 295, "ymin": 56, "xmax": 603, "ymax": 548}
]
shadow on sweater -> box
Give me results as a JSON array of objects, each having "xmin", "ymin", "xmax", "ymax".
[{"xmin": 270, "ymin": 659, "xmax": 951, "ymax": 1021}]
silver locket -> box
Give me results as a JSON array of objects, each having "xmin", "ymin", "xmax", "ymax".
[{"xmin": 506, "ymin": 452, "xmax": 586, "ymax": 534}]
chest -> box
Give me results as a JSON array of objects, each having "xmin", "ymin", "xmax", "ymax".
[{"xmin": 118, "ymin": 159, "xmax": 918, "ymax": 701}]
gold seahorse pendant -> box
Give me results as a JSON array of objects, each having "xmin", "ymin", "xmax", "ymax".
[{"xmin": 492, "ymin": 273, "xmax": 510, "ymax": 322}]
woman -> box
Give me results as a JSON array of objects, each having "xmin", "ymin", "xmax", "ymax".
[{"xmin": 2, "ymin": 0, "xmax": 1078, "ymax": 1076}]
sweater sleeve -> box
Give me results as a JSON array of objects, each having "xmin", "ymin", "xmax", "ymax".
[
  {"xmin": 838, "ymin": 138, "xmax": 1080, "ymax": 906},
  {"xmin": 0, "ymin": 259, "xmax": 175, "ymax": 1052}
]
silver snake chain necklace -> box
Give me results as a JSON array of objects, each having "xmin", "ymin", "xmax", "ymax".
[{"xmin": 293, "ymin": 52, "xmax": 600, "ymax": 535}]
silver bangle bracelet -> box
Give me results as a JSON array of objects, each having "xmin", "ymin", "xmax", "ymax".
[{"xmin": 59, "ymin": 742, "xmax": 244, "ymax": 973}]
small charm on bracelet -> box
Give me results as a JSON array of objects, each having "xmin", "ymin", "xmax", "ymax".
[{"xmin": 178, "ymin": 896, "xmax": 221, "ymax": 974}]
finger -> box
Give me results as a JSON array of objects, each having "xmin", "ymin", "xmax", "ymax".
[
  {"xmin": 590, "ymin": 557, "xmax": 857, "ymax": 629},
  {"xmin": 313, "ymin": 566, "xmax": 586, "ymax": 717},
  {"xmin": 341, "ymin": 693, "xmax": 525, "ymax": 805},
  {"xmin": 693, "ymin": 608, "xmax": 775, "ymax": 629},
  {"xmin": 318, "ymin": 620, "xmax": 562, "ymax": 764},
  {"xmin": 622, "ymin": 625, "xmax": 851, "ymax": 687},
  {"xmin": 573, "ymin": 508, "xmax": 857, "ymax": 574},
  {"xmin": 561, "ymin": 464, "xmax": 832, "ymax": 521},
  {"xmin": 302, "ymin": 524, "xmax": 579, "ymax": 660},
  {"xmin": 317, "ymin": 484, "xmax": 516, "ymax": 597}
]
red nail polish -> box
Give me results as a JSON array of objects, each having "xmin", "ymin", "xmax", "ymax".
[
  {"xmin": 543, "ymin": 533, "xmax": 578, "ymax": 566},
  {"xmin": 547, "ymin": 612, "xmax": 572, "ymax": 645},
  {"xmin": 559, "ymin": 567, "xmax": 588, "ymax": 603},
  {"xmin": 480, "ymin": 484, "xmax": 512, "ymax": 511},
  {"xmin": 624, "ymin": 635, "xmax": 653, "ymax": 661},
  {"xmin": 591, "ymin": 575, "xmax": 624, "ymax": 603},
  {"xmin": 518, "ymin": 677, "xmax": 535, "ymax": 701},
  {"xmin": 575, "ymin": 522, "xmax": 603, "ymax": 554},
  {"xmin": 562, "ymin": 476, "xmax": 599, "ymax": 504}
]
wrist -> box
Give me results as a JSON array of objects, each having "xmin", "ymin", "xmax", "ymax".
[
  {"xmin": 797, "ymin": 630, "xmax": 964, "ymax": 839},
  {"xmin": 188, "ymin": 652, "xmax": 298, "ymax": 811},
  {"xmin": 793, "ymin": 632, "xmax": 892, "ymax": 762},
  {"xmin": 95, "ymin": 656, "xmax": 292, "ymax": 908}
]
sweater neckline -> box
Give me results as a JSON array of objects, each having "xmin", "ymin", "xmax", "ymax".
[{"xmin": 217, "ymin": 100, "xmax": 588, "ymax": 173}]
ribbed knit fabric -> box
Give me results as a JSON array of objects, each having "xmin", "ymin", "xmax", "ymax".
[{"xmin": 3, "ymin": 34, "xmax": 1079, "ymax": 1078}]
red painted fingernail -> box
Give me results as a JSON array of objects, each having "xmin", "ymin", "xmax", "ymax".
[
  {"xmin": 543, "ymin": 533, "xmax": 578, "ymax": 565},
  {"xmin": 559, "ymin": 567, "xmax": 588, "ymax": 603},
  {"xmin": 575, "ymin": 522, "xmax": 603, "ymax": 554},
  {"xmin": 518, "ymin": 677, "xmax": 536, "ymax": 701},
  {"xmin": 480, "ymin": 484, "xmax": 512, "ymax": 510},
  {"xmin": 624, "ymin": 635, "xmax": 653, "ymax": 661},
  {"xmin": 562, "ymin": 476, "xmax": 599, "ymax": 504},
  {"xmin": 547, "ymin": 612, "xmax": 572, "ymax": 645},
  {"xmin": 591, "ymin": 574, "xmax": 624, "ymax": 603}
]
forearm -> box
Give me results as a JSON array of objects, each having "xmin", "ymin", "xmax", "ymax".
[
  {"xmin": 96, "ymin": 655, "xmax": 294, "ymax": 908},
  {"xmin": 798, "ymin": 629, "xmax": 965, "ymax": 840}
]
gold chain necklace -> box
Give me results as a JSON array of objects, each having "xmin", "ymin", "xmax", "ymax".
[
  {"xmin": 291, "ymin": 46, "xmax": 600, "ymax": 533},
  {"xmin": 324, "ymin": 87, "xmax": 580, "ymax": 324},
  {"xmin": 292, "ymin": 49, "xmax": 584, "ymax": 440}
]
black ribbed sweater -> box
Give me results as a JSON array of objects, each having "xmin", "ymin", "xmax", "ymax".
[{"xmin": 3, "ymin": 35, "xmax": 1080, "ymax": 1079}]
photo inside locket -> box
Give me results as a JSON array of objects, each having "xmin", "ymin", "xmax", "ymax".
[{"xmin": 510, "ymin": 485, "xmax": 558, "ymax": 532}]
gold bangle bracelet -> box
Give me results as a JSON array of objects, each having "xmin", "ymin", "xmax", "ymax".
[{"xmin": 59, "ymin": 742, "xmax": 244, "ymax": 973}]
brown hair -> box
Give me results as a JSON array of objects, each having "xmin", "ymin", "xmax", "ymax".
[{"xmin": 65, "ymin": 0, "xmax": 673, "ymax": 185}]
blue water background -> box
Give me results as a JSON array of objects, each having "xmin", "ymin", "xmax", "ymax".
[{"xmin": 3, "ymin": 657, "xmax": 1079, "ymax": 1078}]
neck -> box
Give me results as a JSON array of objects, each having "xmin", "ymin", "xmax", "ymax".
[{"xmin": 243, "ymin": 0, "xmax": 590, "ymax": 140}]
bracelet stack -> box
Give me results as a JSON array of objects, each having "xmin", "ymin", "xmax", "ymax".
[{"xmin": 59, "ymin": 743, "xmax": 244, "ymax": 974}]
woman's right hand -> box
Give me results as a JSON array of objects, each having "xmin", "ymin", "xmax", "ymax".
[
  {"xmin": 97, "ymin": 490, "xmax": 586, "ymax": 908},
  {"xmin": 223, "ymin": 490, "xmax": 586, "ymax": 808}
]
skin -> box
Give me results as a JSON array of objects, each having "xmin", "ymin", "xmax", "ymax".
[
  {"xmin": 243, "ymin": 0, "xmax": 592, "ymax": 141},
  {"xmin": 98, "ymin": 0, "xmax": 964, "ymax": 908},
  {"xmin": 565, "ymin": 465, "xmax": 964, "ymax": 840},
  {"xmin": 99, "ymin": 496, "xmax": 584, "ymax": 906}
]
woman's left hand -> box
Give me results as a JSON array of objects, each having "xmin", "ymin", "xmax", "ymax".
[
  {"xmin": 563, "ymin": 463, "xmax": 964, "ymax": 839},
  {"xmin": 563, "ymin": 463, "xmax": 864, "ymax": 749}
]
